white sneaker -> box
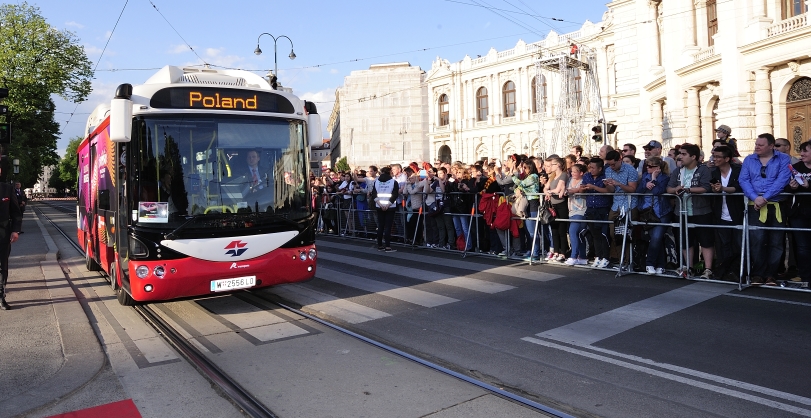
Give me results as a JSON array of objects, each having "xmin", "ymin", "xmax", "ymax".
[
  {"xmin": 591, "ymin": 258, "xmax": 602, "ymax": 267},
  {"xmin": 546, "ymin": 252, "xmax": 556, "ymax": 261},
  {"xmin": 575, "ymin": 259, "xmax": 589, "ymax": 265},
  {"xmin": 564, "ymin": 258, "xmax": 577, "ymax": 265},
  {"xmin": 655, "ymin": 267, "xmax": 665, "ymax": 274},
  {"xmin": 645, "ymin": 266, "xmax": 656, "ymax": 274},
  {"xmin": 597, "ymin": 258, "xmax": 610, "ymax": 268}
]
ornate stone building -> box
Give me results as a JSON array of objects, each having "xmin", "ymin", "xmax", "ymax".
[{"xmin": 424, "ymin": 0, "xmax": 811, "ymax": 162}]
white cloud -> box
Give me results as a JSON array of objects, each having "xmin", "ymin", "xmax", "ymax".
[
  {"xmin": 83, "ymin": 45, "xmax": 103, "ymax": 55},
  {"xmin": 203, "ymin": 47, "xmax": 244, "ymax": 68},
  {"xmin": 101, "ymin": 31, "xmax": 112, "ymax": 41},
  {"xmin": 168, "ymin": 44, "xmax": 190, "ymax": 54},
  {"xmin": 299, "ymin": 88, "xmax": 337, "ymax": 138},
  {"xmin": 330, "ymin": 69, "xmax": 339, "ymax": 74},
  {"xmin": 65, "ymin": 21, "xmax": 84, "ymax": 29}
]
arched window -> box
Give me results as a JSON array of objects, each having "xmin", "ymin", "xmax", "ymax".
[
  {"xmin": 476, "ymin": 87, "xmax": 488, "ymax": 122},
  {"xmin": 439, "ymin": 94, "xmax": 449, "ymax": 126},
  {"xmin": 532, "ymin": 76, "xmax": 547, "ymax": 114},
  {"xmin": 503, "ymin": 81, "xmax": 516, "ymax": 117}
]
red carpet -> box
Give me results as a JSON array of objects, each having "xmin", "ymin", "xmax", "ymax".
[{"xmin": 46, "ymin": 399, "xmax": 141, "ymax": 418}]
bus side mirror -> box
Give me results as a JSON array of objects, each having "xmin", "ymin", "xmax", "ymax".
[
  {"xmin": 307, "ymin": 113, "xmax": 322, "ymax": 148},
  {"xmin": 111, "ymin": 84, "xmax": 133, "ymax": 143}
]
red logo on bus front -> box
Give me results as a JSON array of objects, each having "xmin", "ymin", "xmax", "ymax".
[{"xmin": 224, "ymin": 240, "xmax": 248, "ymax": 257}]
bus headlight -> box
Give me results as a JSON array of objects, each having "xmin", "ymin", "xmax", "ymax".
[
  {"xmin": 154, "ymin": 266, "xmax": 165, "ymax": 278},
  {"xmin": 299, "ymin": 251, "xmax": 307, "ymax": 261},
  {"xmin": 308, "ymin": 249, "xmax": 316, "ymax": 260},
  {"xmin": 136, "ymin": 265, "xmax": 149, "ymax": 278}
]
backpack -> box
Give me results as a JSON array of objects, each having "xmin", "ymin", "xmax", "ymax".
[{"xmin": 493, "ymin": 198, "xmax": 512, "ymax": 230}]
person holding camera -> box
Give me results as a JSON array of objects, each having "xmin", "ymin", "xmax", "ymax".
[{"xmin": 667, "ymin": 143, "xmax": 715, "ymax": 279}]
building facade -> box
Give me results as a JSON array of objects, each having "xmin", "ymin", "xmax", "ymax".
[
  {"xmin": 332, "ymin": 63, "xmax": 429, "ymax": 169},
  {"xmin": 423, "ymin": 0, "xmax": 811, "ymax": 163}
]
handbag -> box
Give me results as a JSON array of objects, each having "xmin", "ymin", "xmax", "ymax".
[
  {"xmin": 638, "ymin": 207, "xmax": 661, "ymax": 226},
  {"xmin": 537, "ymin": 199, "xmax": 552, "ymax": 224},
  {"xmin": 511, "ymin": 194, "xmax": 528, "ymax": 218}
]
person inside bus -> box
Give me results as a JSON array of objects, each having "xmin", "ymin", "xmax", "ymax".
[
  {"xmin": 242, "ymin": 149, "xmax": 270, "ymax": 193},
  {"xmin": 159, "ymin": 171, "xmax": 177, "ymax": 215}
]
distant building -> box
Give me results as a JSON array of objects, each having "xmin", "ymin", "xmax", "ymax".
[
  {"xmin": 310, "ymin": 140, "xmax": 331, "ymax": 176},
  {"xmin": 33, "ymin": 165, "xmax": 54, "ymax": 193},
  {"xmin": 331, "ymin": 63, "xmax": 429, "ymax": 168}
]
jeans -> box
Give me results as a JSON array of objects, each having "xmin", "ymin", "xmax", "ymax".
[
  {"xmin": 790, "ymin": 214, "xmax": 811, "ymax": 281},
  {"xmin": 452, "ymin": 214, "xmax": 471, "ymax": 247},
  {"xmin": 646, "ymin": 212, "xmax": 672, "ymax": 269},
  {"xmin": 747, "ymin": 205, "xmax": 785, "ymax": 278},
  {"xmin": 568, "ymin": 215, "xmax": 586, "ymax": 259}
]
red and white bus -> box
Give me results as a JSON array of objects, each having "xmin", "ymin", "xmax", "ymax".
[{"xmin": 78, "ymin": 65, "xmax": 321, "ymax": 305}]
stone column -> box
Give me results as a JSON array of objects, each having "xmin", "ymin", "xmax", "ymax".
[
  {"xmin": 686, "ymin": 87, "xmax": 701, "ymax": 141},
  {"xmin": 754, "ymin": 67, "xmax": 773, "ymax": 134},
  {"xmin": 745, "ymin": 0, "xmax": 773, "ymax": 43},
  {"xmin": 680, "ymin": 0, "xmax": 700, "ymax": 65},
  {"xmin": 651, "ymin": 101, "xmax": 664, "ymax": 143},
  {"xmin": 649, "ymin": 1, "xmax": 662, "ymax": 69},
  {"xmin": 694, "ymin": 0, "xmax": 708, "ymax": 48}
]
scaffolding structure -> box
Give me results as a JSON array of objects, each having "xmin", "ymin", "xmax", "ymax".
[{"xmin": 535, "ymin": 45, "xmax": 606, "ymax": 157}]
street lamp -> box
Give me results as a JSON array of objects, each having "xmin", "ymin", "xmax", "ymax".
[
  {"xmin": 254, "ymin": 33, "xmax": 296, "ymax": 83},
  {"xmin": 12, "ymin": 159, "xmax": 18, "ymax": 175}
]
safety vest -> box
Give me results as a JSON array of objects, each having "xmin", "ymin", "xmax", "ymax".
[{"xmin": 374, "ymin": 179, "xmax": 396, "ymax": 209}]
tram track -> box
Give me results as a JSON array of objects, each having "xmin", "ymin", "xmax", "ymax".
[
  {"xmin": 35, "ymin": 200, "xmax": 574, "ymax": 418},
  {"xmin": 34, "ymin": 202, "xmax": 278, "ymax": 418}
]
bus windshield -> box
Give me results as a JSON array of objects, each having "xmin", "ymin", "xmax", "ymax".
[{"xmin": 131, "ymin": 114, "xmax": 310, "ymax": 229}]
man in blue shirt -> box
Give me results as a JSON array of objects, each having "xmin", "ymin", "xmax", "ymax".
[
  {"xmin": 581, "ymin": 158, "xmax": 611, "ymax": 268},
  {"xmin": 602, "ymin": 150, "xmax": 639, "ymax": 262},
  {"xmin": 739, "ymin": 133, "xmax": 791, "ymax": 284}
]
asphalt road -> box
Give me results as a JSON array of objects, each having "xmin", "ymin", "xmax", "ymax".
[{"xmin": 269, "ymin": 236, "xmax": 811, "ymax": 418}]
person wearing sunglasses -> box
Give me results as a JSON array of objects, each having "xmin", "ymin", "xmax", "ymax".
[{"xmin": 739, "ymin": 133, "xmax": 792, "ymax": 285}]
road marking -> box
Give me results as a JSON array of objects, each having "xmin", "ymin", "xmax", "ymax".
[
  {"xmin": 522, "ymin": 337, "xmax": 811, "ymax": 416},
  {"xmin": 724, "ymin": 293, "xmax": 811, "ymax": 307},
  {"xmin": 537, "ymin": 282, "xmax": 730, "ymax": 345},
  {"xmin": 317, "ymin": 239, "xmax": 561, "ymax": 282},
  {"xmin": 197, "ymin": 297, "xmax": 308, "ymax": 342},
  {"xmin": 266, "ymin": 284, "xmax": 391, "ymax": 324},
  {"xmin": 318, "ymin": 252, "xmax": 514, "ymax": 294},
  {"xmin": 317, "ymin": 267, "xmax": 459, "ymax": 307}
]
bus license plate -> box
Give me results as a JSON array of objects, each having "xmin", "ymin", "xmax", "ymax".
[{"xmin": 211, "ymin": 276, "xmax": 256, "ymax": 292}]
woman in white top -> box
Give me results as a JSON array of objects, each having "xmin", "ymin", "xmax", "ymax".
[{"xmin": 564, "ymin": 164, "xmax": 588, "ymax": 265}]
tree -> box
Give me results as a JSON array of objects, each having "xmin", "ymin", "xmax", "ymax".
[
  {"xmin": 0, "ymin": 3, "xmax": 93, "ymax": 185},
  {"xmin": 58, "ymin": 136, "xmax": 82, "ymax": 185},
  {"xmin": 48, "ymin": 165, "xmax": 70, "ymax": 196},
  {"xmin": 335, "ymin": 156, "xmax": 350, "ymax": 173}
]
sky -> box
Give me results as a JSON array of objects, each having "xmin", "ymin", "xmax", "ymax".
[{"xmin": 30, "ymin": 0, "xmax": 610, "ymax": 157}]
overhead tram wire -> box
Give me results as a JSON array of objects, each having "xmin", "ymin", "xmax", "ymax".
[
  {"xmin": 468, "ymin": 0, "xmax": 547, "ymax": 39},
  {"xmin": 148, "ymin": 0, "xmax": 208, "ymax": 66},
  {"xmin": 63, "ymin": 0, "xmax": 129, "ymax": 129},
  {"xmin": 502, "ymin": 0, "xmax": 562, "ymax": 33},
  {"xmin": 441, "ymin": 0, "xmax": 578, "ymax": 25}
]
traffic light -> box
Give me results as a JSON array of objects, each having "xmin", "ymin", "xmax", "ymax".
[
  {"xmin": 0, "ymin": 105, "xmax": 7, "ymax": 116},
  {"xmin": 591, "ymin": 125, "xmax": 602, "ymax": 142},
  {"xmin": 0, "ymin": 123, "xmax": 9, "ymax": 144}
]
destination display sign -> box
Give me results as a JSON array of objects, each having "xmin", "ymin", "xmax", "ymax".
[{"xmin": 149, "ymin": 87, "xmax": 295, "ymax": 113}]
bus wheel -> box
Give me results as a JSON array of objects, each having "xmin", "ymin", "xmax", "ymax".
[
  {"xmin": 116, "ymin": 285, "xmax": 136, "ymax": 306},
  {"xmin": 109, "ymin": 262, "xmax": 118, "ymax": 290},
  {"xmin": 85, "ymin": 247, "xmax": 101, "ymax": 272}
]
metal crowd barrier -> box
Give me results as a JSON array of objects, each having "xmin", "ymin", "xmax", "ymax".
[{"xmin": 313, "ymin": 186, "xmax": 811, "ymax": 294}]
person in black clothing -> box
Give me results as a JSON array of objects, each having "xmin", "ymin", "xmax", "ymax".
[
  {"xmin": 14, "ymin": 182, "xmax": 26, "ymax": 234},
  {"xmin": 710, "ymin": 145, "xmax": 744, "ymax": 281},
  {"xmin": 0, "ymin": 178, "xmax": 23, "ymax": 310},
  {"xmin": 787, "ymin": 140, "xmax": 811, "ymax": 283},
  {"xmin": 370, "ymin": 166, "xmax": 400, "ymax": 252}
]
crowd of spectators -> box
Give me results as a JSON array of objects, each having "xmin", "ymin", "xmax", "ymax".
[{"xmin": 310, "ymin": 125, "xmax": 811, "ymax": 285}]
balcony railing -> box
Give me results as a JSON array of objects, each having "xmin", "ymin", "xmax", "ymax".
[
  {"xmin": 692, "ymin": 45, "xmax": 716, "ymax": 63},
  {"xmin": 767, "ymin": 13, "xmax": 807, "ymax": 37}
]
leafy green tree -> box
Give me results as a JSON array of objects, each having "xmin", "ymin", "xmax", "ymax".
[
  {"xmin": 48, "ymin": 165, "xmax": 70, "ymax": 196},
  {"xmin": 335, "ymin": 156, "xmax": 350, "ymax": 173},
  {"xmin": 58, "ymin": 136, "xmax": 82, "ymax": 184},
  {"xmin": 0, "ymin": 3, "xmax": 93, "ymax": 185}
]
